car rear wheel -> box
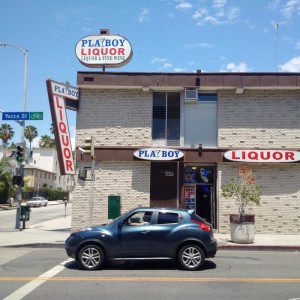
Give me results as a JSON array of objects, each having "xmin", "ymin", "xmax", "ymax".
[
  {"xmin": 78, "ymin": 245, "xmax": 105, "ymax": 270},
  {"xmin": 178, "ymin": 244, "xmax": 205, "ymax": 271}
]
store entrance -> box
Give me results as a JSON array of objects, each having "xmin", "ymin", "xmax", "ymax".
[
  {"xmin": 183, "ymin": 165, "xmax": 217, "ymax": 228},
  {"xmin": 196, "ymin": 185, "xmax": 213, "ymax": 224}
]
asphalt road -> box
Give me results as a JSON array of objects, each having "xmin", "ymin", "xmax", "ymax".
[
  {"xmin": 0, "ymin": 202, "xmax": 71, "ymax": 231},
  {"xmin": 0, "ymin": 248, "xmax": 300, "ymax": 300}
]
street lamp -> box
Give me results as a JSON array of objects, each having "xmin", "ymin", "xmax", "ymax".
[{"xmin": 0, "ymin": 42, "xmax": 28, "ymax": 230}]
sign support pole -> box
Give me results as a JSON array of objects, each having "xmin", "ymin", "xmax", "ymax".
[{"xmin": 89, "ymin": 158, "xmax": 95, "ymax": 226}]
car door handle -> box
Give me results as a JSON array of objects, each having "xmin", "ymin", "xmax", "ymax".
[{"xmin": 141, "ymin": 230, "xmax": 150, "ymax": 235}]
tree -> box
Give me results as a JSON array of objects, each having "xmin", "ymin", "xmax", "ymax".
[
  {"xmin": 0, "ymin": 124, "xmax": 14, "ymax": 148},
  {"xmin": 0, "ymin": 159, "xmax": 16, "ymax": 204},
  {"xmin": 24, "ymin": 125, "xmax": 38, "ymax": 149},
  {"xmin": 50, "ymin": 123, "xmax": 54, "ymax": 135},
  {"xmin": 39, "ymin": 135, "xmax": 55, "ymax": 148}
]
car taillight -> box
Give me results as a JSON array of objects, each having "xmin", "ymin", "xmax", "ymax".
[{"xmin": 192, "ymin": 220, "xmax": 211, "ymax": 233}]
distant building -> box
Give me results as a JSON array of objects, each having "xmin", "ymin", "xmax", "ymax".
[{"xmin": 0, "ymin": 147, "xmax": 74, "ymax": 192}]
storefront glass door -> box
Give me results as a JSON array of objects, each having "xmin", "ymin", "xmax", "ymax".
[{"xmin": 183, "ymin": 165, "xmax": 217, "ymax": 228}]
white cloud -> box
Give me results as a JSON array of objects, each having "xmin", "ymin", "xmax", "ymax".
[
  {"xmin": 220, "ymin": 62, "xmax": 251, "ymax": 72},
  {"xmin": 138, "ymin": 8, "xmax": 150, "ymax": 23},
  {"xmin": 281, "ymin": 0, "xmax": 300, "ymax": 18},
  {"xmin": 174, "ymin": 68, "xmax": 185, "ymax": 72},
  {"xmin": 279, "ymin": 57, "xmax": 300, "ymax": 72},
  {"xmin": 183, "ymin": 42, "xmax": 213, "ymax": 50},
  {"xmin": 176, "ymin": 2, "xmax": 193, "ymax": 10},
  {"xmin": 163, "ymin": 63, "xmax": 173, "ymax": 69},
  {"xmin": 151, "ymin": 57, "xmax": 168, "ymax": 64},
  {"xmin": 191, "ymin": 2, "xmax": 240, "ymax": 26},
  {"xmin": 212, "ymin": 0, "xmax": 227, "ymax": 9}
]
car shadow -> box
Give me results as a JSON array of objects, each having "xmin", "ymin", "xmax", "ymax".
[{"xmin": 65, "ymin": 259, "xmax": 216, "ymax": 271}]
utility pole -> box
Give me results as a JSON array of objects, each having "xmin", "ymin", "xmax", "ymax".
[{"xmin": 0, "ymin": 42, "xmax": 28, "ymax": 230}]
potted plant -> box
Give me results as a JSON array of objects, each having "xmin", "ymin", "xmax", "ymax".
[{"xmin": 221, "ymin": 173, "xmax": 262, "ymax": 244}]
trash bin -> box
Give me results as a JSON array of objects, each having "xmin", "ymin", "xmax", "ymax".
[{"xmin": 20, "ymin": 206, "xmax": 31, "ymax": 221}]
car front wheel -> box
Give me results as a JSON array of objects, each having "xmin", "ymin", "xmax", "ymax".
[
  {"xmin": 78, "ymin": 245, "xmax": 105, "ymax": 270},
  {"xmin": 178, "ymin": 244, "xmax": 205, "ymax": 271}
]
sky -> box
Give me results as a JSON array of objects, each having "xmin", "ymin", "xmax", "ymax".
[{"xmin": 1, "ymin": 0, "xmax": 300, "ymax": 149}]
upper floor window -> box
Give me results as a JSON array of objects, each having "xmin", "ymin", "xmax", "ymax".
[
  {"xmin": 152, "ymin": 92, "xmax": 180, "ymax": 147},
  {"xmin": 184, "ymin": 93, "xmax": 217, "ymax": 148}
]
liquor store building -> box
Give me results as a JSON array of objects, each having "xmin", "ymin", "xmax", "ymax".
[{"xmin": 72, "ymin": 72, "xmax": 300, "ymax": 235}]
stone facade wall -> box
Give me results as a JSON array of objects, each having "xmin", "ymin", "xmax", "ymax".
[
  {"xmin": 75, "ymin": 89, "xmax": 152, "ymax": 146},
  {"xmin": 72, "ymin": 89, "xmax": 152, "ymax": 229},
  {"xmin": 72, "ymin": 161, "xmax": 150, "ymax": 230},
  {"xmin": 218, "ymin": 90, "xmax": 300, "ymax": 148},
  {"xmin": 217, "ymin": 163, "xmax": 300, "ymax": 234},
  {"xmin": 217, "ymin": 89, "xmax": 300, "ymax": 234}
]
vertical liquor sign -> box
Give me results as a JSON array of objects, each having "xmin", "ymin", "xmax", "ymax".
[{"xmin": 46, "ymin": 80, "xmax": 78, "ymax": 175}]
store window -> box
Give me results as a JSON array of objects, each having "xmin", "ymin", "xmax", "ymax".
[
  {"xmin": 184, "ymin": 93, "xmax": 217, "ymax": 147},
  {"xmin": 184, "ymin": 166, "xmax": 215, "ymax": 184},
  {"xmin": 152, "ymin": 92, "xmax": 180, "ymax": 146}
]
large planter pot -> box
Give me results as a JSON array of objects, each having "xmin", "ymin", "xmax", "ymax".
[{"xmin": 229, "ymin": 214, "xmax": 255, "ymax": 244}]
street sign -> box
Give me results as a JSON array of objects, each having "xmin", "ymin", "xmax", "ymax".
[
  {"xmin": 1, "ymin": 112, "xmax": 43, "ymax": 121},
  {"xmin": 29, "ymin": 112, "xmax": 43, "ymax": 120},
  {"xmin": 2, "ymin": 112, "xmax": 29, "ymax": 120}
]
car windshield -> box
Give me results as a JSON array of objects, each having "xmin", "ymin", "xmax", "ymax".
[{"xmin": 31, "ymin": 198, "xmax": 42, "ymax": 201}]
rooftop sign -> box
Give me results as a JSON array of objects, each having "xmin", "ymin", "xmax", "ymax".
[{"xmin": 75, "ymin": 29, "xmax": 133, "ymax": 69}]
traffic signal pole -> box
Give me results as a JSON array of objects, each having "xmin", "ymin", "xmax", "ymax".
[{"xmin": 83, "ymin": 136, "xmax": 96, "ymax": 226}]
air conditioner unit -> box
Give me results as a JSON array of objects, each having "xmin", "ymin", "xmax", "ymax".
[{"xmin": 185, "ymin": 89, "xmax": 198, "ymax": 103}]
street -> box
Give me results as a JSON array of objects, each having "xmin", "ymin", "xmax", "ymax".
[
  {"xmin": 0, "ymin": 248, "xmax": 300, "ymax": 300},
  {"xmin": 0, "ymin": 202, "xmax": 71, "ymax": 231}
]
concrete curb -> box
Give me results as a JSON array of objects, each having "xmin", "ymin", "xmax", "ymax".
[
  {"xmin": 1, "ymin": 243, "xmax": 66, "ymax": 249},
  {"xmin": 218, "ymin": 244, "xmax": 300, "ymax": 251}
]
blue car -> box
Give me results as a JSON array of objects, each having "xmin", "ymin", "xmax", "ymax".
[{"xmin": 65, "ymin": 207, "xmax": 217, "ymax": 271}]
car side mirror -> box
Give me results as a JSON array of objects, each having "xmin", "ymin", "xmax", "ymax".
[{"xmin": 118, "ymin": 222, "xmax": 123, "ymax": 228}]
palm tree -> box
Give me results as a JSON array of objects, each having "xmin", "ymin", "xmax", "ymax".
[
  {"xmin": 39, "ymin": 135, "xmax": 55, "ymax": 148},
  {"xmin": 50, "ymin": 123, "xmax": 54, "ymax": 135},
  {"xmin": 0, "ymin": 124, "xmax": 14, "ymax": 148},
  {"xmin": 24, "ymin": 125, "xmax": 38, "ymax": 149}
]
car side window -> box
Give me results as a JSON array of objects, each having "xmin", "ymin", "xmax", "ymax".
[
  {"xmin": 157, "ymin": 212, "xmax": 180, "ymax": 224},
  {"xmin": 124, "ymin": 211, "xmax": 153, "ymax": 226}
]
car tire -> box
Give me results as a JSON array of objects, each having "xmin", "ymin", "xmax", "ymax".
[
  {"xmin": 78, "ymin": 245, "xmax": 105, "ymax": 270},
  {"xmin": 44, "ymin": 203, "xmax": 47, "ymax": 207},
  {"xmin": 177, "ymin": 244, "xmax": 205, "ymax": 271}
]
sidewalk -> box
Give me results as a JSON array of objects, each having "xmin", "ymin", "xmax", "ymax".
[{"xmin": 0, "ymin": 211, "xmax": 300, "ymax": 250}]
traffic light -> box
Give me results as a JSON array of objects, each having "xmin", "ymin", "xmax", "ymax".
[
  {"xmin": 83, "ymin": 136, "xmax": 95, "ymax": 158},
  {"xmin": 78, "ymin": 169, "xmax": 87, "ymax": 180},
  {"xmin": 13, "ymin": 175, "xmax": 23, "ymax": 186},
  {"xmin": 16, "ymin": 145, "xmax": 24, "ymax": 162}
]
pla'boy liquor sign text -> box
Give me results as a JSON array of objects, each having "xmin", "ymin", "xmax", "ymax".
[{"xmin": 75, "ymin": 29, "xmax": 133, "ymax": 68}]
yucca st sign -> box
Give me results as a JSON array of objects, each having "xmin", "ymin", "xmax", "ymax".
[
  {"xmin": 75, "ymin": 30, "xmax": 133, "ymax": 68},
  {"xmin": 224, "ymin": 150, "xmax": 300, "ymax": 163}
]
